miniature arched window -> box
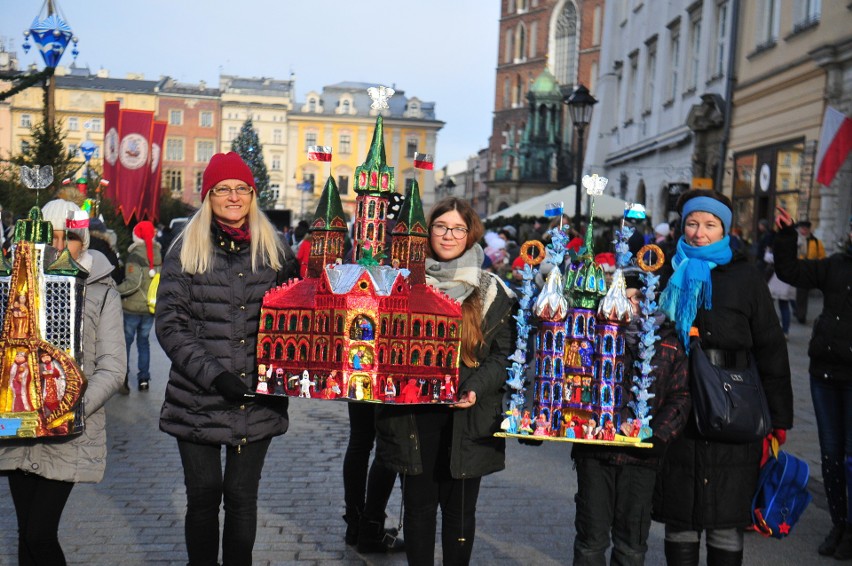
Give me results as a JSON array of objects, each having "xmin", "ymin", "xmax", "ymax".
[
  {"xmin": 602, "ymin": 385, "xmax": 612, "ymax": 405},
  {"xmin": 335, "ymin": 343, "xmax": 343, "ymax": 362},
  {"xmin": 274, "ymin": 343, "xmax": 283, "ymax": 359},
  {"xmin": 554, "ymin": 382, "xmax": 562, "ymax": 400},
  {"xmin": 555, "ymin": 332, "xmax": 564, "ymax": 351},
  {"xmin": 265, "ymin": 314, "xmax": 274, "ymax": 330},
  {"xmin": 616, "ymin": 336, "xmax": 624, "ymax": 355},
  {"xmin": 593, "ymin": 360, "xmax": 601, "ymax": 381},
  {"xmin": 437, "ymin": 351, "xmax": 444, "ymax": 366},
  {"xmin": 554, "ymin": 358, "xmax": 563, "ymax": 377},
  {"xmin": 411, "ymin": 350, "xmax": 420, "ymax": 365},
  {"xmin": 378, "ymin": 348, "xmax": 385, "ymax": 364},
  {"xmin": 604, "ymin": 335, "xmax": 614, "ymax": 354},
  {"xmin": 314, "ymin": 344, "xmax": 321, "ymax": 358},
  {"xmin": 541, "ymin": 407, "xmax": 550, "ymax": 422},
  {"xmin": 543, "ymin": 330, "xmax": 553, "ymax": 351},
  {"xmin": 535, "ymin": 358, "xmax": 541, "ymax": 375},
  {"xmin": 446, "ymin": 348, "xmax": 454, "ymax": 365},
  {"xmin": 379, "ymin": 202, "xmax": 385, "ymax": 219},
  {"xmin": 377, "ymin": 224, "xmax": 384, "ymax": 244},
  {"xmin": 425, "ymin": 321, "xmax": 433, "ymax": 337},
  {"xmin": 289, "ymin": 315, "xmax": 298, "ymax": 331},
  {"xmin": 552, "ymin": 409, "xmax": 561, "ymax": 430},
  {"xmin": 544, "ymin": 357, "xmax": 552, "ymax": 377},
  {"xmin": 365, "ymin": 224, "xmax": 373, "ymax": 240},
  {"xmin": 322, "ymin": 344, "xmax": 328, "ymax": 360},
  {"xmin": 286, "ymin": 344, "xmax": 296, "ymax": 360},
  {"xmin": 575, "ymin": 316, "xmax": 585, "ymax": 336},
  {"xmin": 542, "ymin": 383, "xmax": 551, "ymax": 401},
  {"xmin": 368, "ymin": 200, "xmax": 376, "ymax": 218},
  {"xmin": 413, "ymin": 320, "xmax": 421, "ymax": 337},
  {"xmin": 424, "ymin": 351, "xmax": 432, "ymax": 366},
  {"xmin": 381, "ymin": 319, "xmax": 388, "ymax": 335},
  {"xmin": 302, "ymin": 316, "xmax": 310, "ymax": 331},
  {"xmin": 299, "ymin": 344, "xmax": 307, "ymax": 360},
  {"xmin": 437, "ymin": 322, "xmax": 445, "ymax": 337},
  {"xmin": 341, "ymin": 99, "xmax": 351, "ymax": 114},
  {"xmin": 604, "ymin": 360, "xmax": 613, "ymax": 381},
  {"xmin": 615, "ymin": 362, "xmax": 623, "ymax": 383},
  {"xmin": 595, "ymin": 335, "xmax": 601, "ymax": 352},
  {"xmin": 393, "ymin": 319, "xmax": 399, "ymax": 335},
  {"xmin": 593, "ymin": 385, "xmax": 601, "ymax": 405},
  {"xmin": 357, "ymin": 201, "xmax": 364, "ymax": 218},
  {"xmin": 587, "ymin": 317, "xmax": 596, "ymax": 339},
  {"xmin": 535, "ymin": 334, "xmax": 541, "ymax": 349},
  {"xmin": 614, "ymin": 386, "xmax": 622, "ymax": 406},
  {"xmin": 262, "ymin": 342, "xmax": 271, "ymax": 358},
  {"xmin": 390, "ymin": 350, "xmax": 397, "ymax": 364},
  {"xmin": 449, "ymin": 324, "xmax": 457, "ymax": 337},
  {"xmin": 337, "ymin": 316, "xmax": 344, "ymax": 333}
]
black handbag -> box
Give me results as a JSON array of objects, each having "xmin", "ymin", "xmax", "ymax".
[{"xmin": 689, "ymin": 338, "xmax": 771, "ymax": 443}]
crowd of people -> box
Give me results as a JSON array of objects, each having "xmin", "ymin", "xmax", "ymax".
[{"xmin": 0, "ymin": 151, "xmax": 848, "ymax": 566}]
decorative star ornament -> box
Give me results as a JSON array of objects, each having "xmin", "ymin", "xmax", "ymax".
[
  {"xmin": 778, "ymin": 522, "xmax": 791, "ymax": 535},
  {"xmin": 367, "ymin": 85, "xmax": 395, "ymax": 110},
  {"xmin": 582, "ymin": 173, "xmax": 608, "ymax": 196}
]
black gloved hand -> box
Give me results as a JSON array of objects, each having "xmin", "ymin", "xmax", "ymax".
[{"xmin": 213, "ymin": 372, "xmax": 251, "ymax": 403}]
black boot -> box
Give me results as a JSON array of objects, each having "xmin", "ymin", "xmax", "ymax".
[
  {"xmin": 835, "ymin": 524, "xmax": 852, "ymax": 560},
  {"xmin": 819, "ymin": 523, "xmax": 845, "ymax": 556},
  {"xmin": 356, "ymin": 519, "xmax": 405, "ymax": 554},
  {"xmin": 664, "ymin": 541, "xmax": 699, "ymax": 566},
  {"xmin": 706, "ymin": 546, "xmax": 743, "ymax": 566},
  {"xmin": 342, "ymin": 513, "xmax": 359, "ymax": 546}
]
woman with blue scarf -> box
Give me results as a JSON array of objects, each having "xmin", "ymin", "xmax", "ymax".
[{"xmin": 652, "ymin": 190, "xmax": 793, "ymax": 566}]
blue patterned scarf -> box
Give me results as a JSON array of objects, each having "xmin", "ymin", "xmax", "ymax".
[{"xmin": 659, "ymin": 235, "xmax": 732, "ymax": 351}]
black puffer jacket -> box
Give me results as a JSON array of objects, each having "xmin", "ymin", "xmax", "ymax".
[
  {"xmin": 157, "ymin": 225, "xmax": 296, "ymax": 446},
  {"xmin": 773, "ymin": 226, "xmax": 852, "ymax": 382},
  {"xmin": 375, "ymin": 273, "xmax": 516, "ymax": 479},
  {"xmin": 652, "ymin": 252, "xmax": 793, "ymax": 530}
]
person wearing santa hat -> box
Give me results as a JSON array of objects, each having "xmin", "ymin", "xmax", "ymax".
[
  {"xmin": 116, "ymin": 220, "xmax": 162, "ymax": 393},
  {"xmin": 156, "ymin": 152, "xmax": 297, "ymax": 565},
  {"xmin": 0, "ymin": 198, "xmax": 125, "ymax": 563}
]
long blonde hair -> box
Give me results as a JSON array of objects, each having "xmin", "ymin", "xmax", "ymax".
[
  {"xmin": 175, "ymin": 196, "xmax": 285, "ymax": 274},
  {"xmin": 427, "ymin": 197, "xmax": 485, "ymax": 367}
]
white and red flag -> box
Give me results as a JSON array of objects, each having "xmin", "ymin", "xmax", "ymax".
[
  {"xmin": 413, "ymin": 152, "xmax": 434, "ymax": 170},
  {"xmin": 816, "ymin": 106, "xmax": 852, "ymax": 186},
  {"xmin": 307, "ymin": 146, "xmax": 332, "ymax": 162}
]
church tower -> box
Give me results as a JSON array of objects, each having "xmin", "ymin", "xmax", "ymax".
[
  {"xmin": 353, "ymin": 114, "xmax": 394, "ymax": 263},
  {"xmin": 308, "ymin": 175, "xmax": 348, "ymax": 278},
  {"xmin": 390, "ymin": 179, "xmax": 428, "ymax": 285}
]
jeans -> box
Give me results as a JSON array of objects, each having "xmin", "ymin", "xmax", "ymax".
[
  {"xmin": 778, "ymin": 300, "xmax": 793, "ymax": 334},
  {"xmin": 7, "ymin": 470, "xmax": 74, "ymax": 566},
  {"xmin": 811, "ymin": 377, "xmax": 852, "ymax": 525},
  {"xmin": 124, "ymin": 312, "xmax": 154, "ymax": 383},
  {"xmin": 342, "ymin": 403, "xmax": 397, "ymax": 523},
  {"xmin": 665, "ymin": 525, "xmax": 743, "ymax": 552},
  {"xmin": 573, "ymin": 458, "xmax": 656, "ymax": 566},
  {"xmin": 177, "ymin": 438, "xmax": 271, "ymax": 566},
  {"xmin": 403, "ymin": 408, "xmax": 481, "ymax": 566}
]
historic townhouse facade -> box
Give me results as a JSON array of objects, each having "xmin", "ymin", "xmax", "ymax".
[{"xmin": 727, "ymin": 1, "xmax": 852, "ymax": 247}]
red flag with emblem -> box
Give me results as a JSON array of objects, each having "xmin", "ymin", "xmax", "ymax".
[
  {"xmin": 102, "ymin": 101, "xmax": 121, "ymax": 200},
  {"xmin": 115, "ymin": 109, "xmax": 154, "ymax": 223},
  {"xmin": 137, "ymin": 120, "xmax": 167, "ymax": 222}
]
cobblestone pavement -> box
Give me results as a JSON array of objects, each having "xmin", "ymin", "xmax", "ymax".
[{"xmin": 0, "ymin": 295, "xmax": 838, "ymax": 565}]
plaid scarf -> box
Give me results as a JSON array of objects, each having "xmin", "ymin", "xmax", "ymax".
[
  {"xmin": 425, "ymin": 244, "xmax": 483, "ymax": 302},
  {"xmin": 215, "ymin": 220, "xmax": 251, "ymax": 243}
]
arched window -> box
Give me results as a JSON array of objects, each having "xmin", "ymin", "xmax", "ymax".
[
  {"xmin": 337, "ymin": 316, "xmax": 344, "ymax": 333},
  {"xmin": 413, "ymin": 320, "xmax": 421, "ymax": 337},
  {"xmin": 299, "ymin": 344, "xmax": 308, "ymax": 360},
  {"xmin": 437, "ymin": 322, "xmax": 445, "ymax": 337},
  {"xmin": 437, "ymin": 351, "xmax": 444, "ymax": 367},
  {"xmin": 544, "ymin": 331, "xmax": 553, "ymax": 351},
  {"xmin": 308, "ymin": 97, "xmax": 317, "ymax": 112},
  {"xmin": 554, "ymin": 2, "xmax": 578, "ymax": 87},
  {"xmin": 262, "ymin": 342, "xmax": 271, "ymax": 358},
  {"xmin": 302, "ymin": 316, "xmax": 310, "ymax": 331},
  {"xmin": 341, "ymin": 99, "xmax": 351, "ymax": 113},
  {"xmin": 289, "ymin": 315, "xmax": 297, "ymax": 331},
  {"xmin": 274, "ymin": 343, "xmax": 283, "ymax": 359},
  {"xmin": 515, "ymin": 23, "xmax": 526, "ymax": 61},
  {"xmin": 286, "ymin": 344, "xmax": 296, "ymax": 360},
  {"xmin": 604, "ymin": 335, "xmax": 614, "ymax": 354},
  {"xmin": 381, "ymin": 319, "xmax": 388, "ymax": 335},
  {"xmin": 556, "ymin": 332, "xmax": 564, "ymax": 351},
  {"xmin": 424, "ymin": 351, "xmax": 432, "ymax": 366},
  {"xmin": 368, "ymin": 200, "xmax": 376, "ymax": 218},
  {"xmin": 411, "ymin": 350, "xmax": 420, "ymax": 365},
  {"xmin": 335, "ymin": 343, "xmax": 343, "ymax": 362},
  {"xmin": 554, "ymin": 358, "xmax": 563, "ymax": 377},
  {"xmin": 425, "ymin": 321, "xmax": 434, "ymax": 337},
  {"xmin": 265, "ymin": 314, "xmax": 274, "ymax": 330}
]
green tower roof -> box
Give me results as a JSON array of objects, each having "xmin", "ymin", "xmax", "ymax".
[
  {"xmin": 310, "ymin": 175, "xmax": 347, "ymax": 232},
  {"xmin": 355, "ymin": 115, "xmax": 395, "ymax": 194},
  {"xmin": 529, "ymin": 67, "xmax": 561, "ymax": 97},
  {"xmin": 393, "ymin": 179, "xmax": 428, "ymax": 236}
]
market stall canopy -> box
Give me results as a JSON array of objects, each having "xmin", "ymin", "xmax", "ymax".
[{"xmin": 486, "ymin": 185, "xmax": 628, "ymax": 221}]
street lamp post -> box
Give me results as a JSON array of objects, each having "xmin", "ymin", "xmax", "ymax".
[{"xmin": 565, "ymin": 84, "xmax": 597, "ymax": 226}]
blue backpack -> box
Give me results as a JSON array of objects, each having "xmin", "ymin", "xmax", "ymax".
[{"xmin": 752, "ymin": 439, "xmax": 813, "ymax": 539}]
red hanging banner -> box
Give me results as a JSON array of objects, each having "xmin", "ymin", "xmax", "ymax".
[
  {"xmin": 115, "ymin": 109, "xmax": 154, "ymax": 223},
  {"xmin": 138, "ymin": 120, "xmax": 167, "ymax": 222},
  {"xmin": 102, "ymin": 101, "xmax": 121, "ymax": 201}
]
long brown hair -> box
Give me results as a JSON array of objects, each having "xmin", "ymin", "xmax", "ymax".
[{"xmin": 427, "ymin": 197, "xmax": 485, "ymax": 367}]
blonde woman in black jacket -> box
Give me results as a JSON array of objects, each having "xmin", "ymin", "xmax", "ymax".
[
  {"xmin": 375, "ymin": 197, "xmax": 515, "ymax": 565},
  {"xmin": 157, "ymin": 152, "xmax": 296, "ymax": 565}
]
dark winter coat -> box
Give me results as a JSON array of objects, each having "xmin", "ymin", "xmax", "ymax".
[
  {"xmin": 375, "ymin": 273, "xmax": 516, "ymax": 479},
  {"xmin": 652, "ymin": 252, "xmax": 793, "ymax": 530},
  {"xmin": 116, "ymin": 241, "xmax": 163, "ymax": 315},
  {"xmin": 572, "ymin": 319, "xmax": 691, "ymax": 470},
  {"xmin": 157, "ymin": 224, "xmax": 296, "ymax": 446},
  {"xmin": 773, "ymin": 226, "xmax": 852, "ymax": 382}
]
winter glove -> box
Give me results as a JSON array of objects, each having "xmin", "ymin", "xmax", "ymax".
[
  {"xmin": 517, "ymin": 437, "xmax": 544, "ymax": 446},
  {"xmin": 761, "ymin": 428, "xmax": 787, "ymax": 467},
  {"xmin": 213, "ymin": 372, "xmax": 251, "ymax": 403}
]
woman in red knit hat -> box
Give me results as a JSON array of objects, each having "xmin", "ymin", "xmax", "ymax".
[{"xmin": 156, "ymin": 152, "xmax": 297, "ymax": 565}]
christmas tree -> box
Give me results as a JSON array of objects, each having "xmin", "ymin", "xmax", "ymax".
[{"xmin": 231, "ymin": 118, "xmax": 274, "ymax": 209}]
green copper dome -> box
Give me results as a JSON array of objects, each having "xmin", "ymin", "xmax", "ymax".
[{"xmin": 529, "ymin": 67, "xmax": 561, "ymax": 96}]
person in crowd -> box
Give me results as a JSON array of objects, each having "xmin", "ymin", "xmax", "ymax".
[
  {"xmin": 88, "ymin": 217, "xmax": 123, "ymax": 283},
  {"xmin": 753, "ymin": 218, "xmax": 774, "ymax": 275},
  {"xmin": 773, "ymin": 208, "xmax": 852, "ymax": 560},
  {"xmin": 375, "ymin": 197, "xmax": 516, "ymax": 566},
  {"xmin": 763, "ymin": 245, "xmax": 797, "ymax": 338},
  {"xmin": 116, "ymin": 220, "xmax": 162, "ymax": 393},
  {"xmin": 572, "ymin": 285, "xmax": 691, "ymax": 565},
  {"xmin": 653, "ymin": 189, "xmax": 793, "ymax": 566},
  {"xmin": 156, "ymin": 152, "xmax": 297, "ymax": 565},
  {"xmin": 0, "ymin": 198, "xmax": 126, "ymax": 564},
  {"xmin": 794, "ymin": 220, "xmax": 826, "ymax": 324}
]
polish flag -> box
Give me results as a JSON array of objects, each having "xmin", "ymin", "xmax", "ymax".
[
  {"xmin": 413, "ymin": 152, "xmax": 434, "ymax": 170},
  {"xmin": 307, "ymin": 146, "xmax": 332, "ymax": 162},
  {"xmin": 816, "ymin": 106, "xmax": 852, "ymax": 186}
]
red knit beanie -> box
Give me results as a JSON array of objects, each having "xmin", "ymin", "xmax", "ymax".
[
  {"xmin": 133, "ymin": 220, "xmax": 157, "ymax": 276},
  {"xmin": 201, "ymin": 152, "xmax": 255, "ymax": 200}
]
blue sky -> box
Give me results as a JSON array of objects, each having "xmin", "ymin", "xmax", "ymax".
[{"xmin": 2, "ymin": 0, "xmax": 500, "ymax": 165}]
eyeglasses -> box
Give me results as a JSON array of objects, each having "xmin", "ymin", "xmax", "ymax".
[
  {"xmin": 210, "ymin": 185, "xmax": 254, "ymax": 197},
  {"xmin": 430, "ymin": 224, "xmax": 469, "ymax": 239}
]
